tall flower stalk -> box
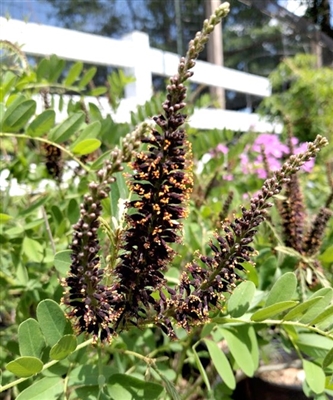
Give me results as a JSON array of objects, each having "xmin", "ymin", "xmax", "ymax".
[
  {"xmin": 63, "ymin": 2, "xmax": 329, "ymax": 341},
  {"xmin": 158, "ymin": 136, "xmax": 328, "ymax": 334},
  {"xmin": 63, "ymin": 124, "xmax": 150, "ymax": 340},
  {"xmin": 110, "ymin": 2, "xmax": 231, "ymax": 327}
]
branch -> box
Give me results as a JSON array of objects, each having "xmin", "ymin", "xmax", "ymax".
[{"xmin": 0, "ymin": 132, "xmax": 90, "ymax": 172}]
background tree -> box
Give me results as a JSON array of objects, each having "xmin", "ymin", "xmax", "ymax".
[{"xmin": 303, "ymin": 0, "xmax": 333, "ymax": 38}]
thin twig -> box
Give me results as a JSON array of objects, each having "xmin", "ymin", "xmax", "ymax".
[
  {"xmin": 0, "ymin": 133, "xmax": 90, "ymax": 172},
  {"xmin": 41, "ymin": 205, "xmax": 56, "ymax": 255}
]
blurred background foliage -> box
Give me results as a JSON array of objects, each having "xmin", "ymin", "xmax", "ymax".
[{"xmin": 2, "ymin": 0, "xmax": 333, "ymax": 111}]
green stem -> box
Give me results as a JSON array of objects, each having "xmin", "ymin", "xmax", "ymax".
[
  {"xmin": 0, "ymin": 132, "xmax": 90, "ymax": 172},
  {"xmin": 120, "ymin": 349, "xmax": 155, "ymax": 365},
  {"xmin": 0, "ymin": 339, "xmax": 94, "ymax": 393},
  {"xmin": 213, "ymin": 317, "xmax": 333, "ymax": 339}
]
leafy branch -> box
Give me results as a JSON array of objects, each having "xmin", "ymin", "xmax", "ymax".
[{"xmin": 0, "ymin": 132, "xmax": 90, "ymax": 172}]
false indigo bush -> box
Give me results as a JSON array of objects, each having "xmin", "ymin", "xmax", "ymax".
[{"xmin": 63, "ymin": 2, "xmax": 328, "ymax": 341}]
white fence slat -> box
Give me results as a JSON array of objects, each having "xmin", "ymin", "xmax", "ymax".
[{"xmin": 0, "ymin": 16, "xmax": 281, "ymax": 133}]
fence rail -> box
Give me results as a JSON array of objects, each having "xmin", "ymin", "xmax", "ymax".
[{"xmin": 0, "ymin": 17, "xmax": 282, "ymax": 133}]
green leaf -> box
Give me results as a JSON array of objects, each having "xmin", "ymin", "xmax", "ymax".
[
  {"xmin": 72, "ymin": 120, "xmax": 101, "ymax": 147},
  {"xmin": 247, "ymin": 326, "xmax": 260, "ymax": 370},
  {"xmin": 251, "ymin": 301, "xmax": 298, "ymax": 321},
  {"xmin": 265, "ymin": 272, "xmax": 297, "ymax": 306},
  {"xmin": 275, "ymin": 245, "xmax": 302, "ymax": 259},
  {"xmin": 71, "ymin": 138, "xmax": 101, "ymax": 155},
  {"xmin": 3, "ymin": 99, "xmax": 36, "ymax": 131},
  {"xmin": 109, "ymin": 172, "xmax": 128, "ymax": 221},
  {"xmin": 303, "ymin": 360, "xmax": 326, "ymax": 394},
  {"xmin": 323, "ymin": 347, "xmax": 333, "ymax": 368},
  {"xmin": 204, "ymin": 339, "xmax": 236, "ymax": 390},
  {"xmin": 108, "ymin": 374, "xmax": 164, "ymax": 400},
  {"xmin": 299, "ymin": 288, "xmax": 333, "ymax": 324},
  {"xmin": 67, "ymin": 198, "xmax": 80, "ymax": 225},
  {"xmin": 309, "ymin": 304, "xmax": 333, "ymax": 326},
  {"xmin": 27, "ymin": 109, "xmax": 56, "ymax": 137},
  {"xmin": 18, "ymin": 318, "xmax": 45, "ymax": 358},
  {"xmin": 49, "ymin": 334, "xmax": 77, "ymax": 360},
  {"xmin": 64, "ymin": 61, "xmax": 83, "ymax": 86},
  {"xmin": 68, "ymin": 365, "xmax": 117, "ymax": 387},
  {"xmin": 16, "ymin": 377, "xmax": 63, "ymax": 400},
  {"xmin": 51, "ymin": 204, "xmax": 63, "ymax": 226},
  {"xmin": 219, "ymin": 327, "xmax": 255, "ymax": 377},
  {"xmin": 283, "ymin": 297, "xmax": 323, "ymax": 321},
  {"xmin": 48, "ymin": 112, "xmax": 85, "ymax": 144},
  {"xmin": 296, "ymin": 333, "xmax": 333, "ymax": 351},
  {"xmin": 227, "ymin": 281, "xmax": 256, "ymax": 317},
  {"xmin": 74, "ymin": 386, "xmax": 110, "ymax": 400},
  {"xmin": 22, "ymin": 237, "xmax": 44, "ymax": 262},
  {"xmin": 0, "ymin": 70, "xmax": 17, "ymax": 102},
  {"xmin": 89, "ymin": 102, "xmax": 103, "ymax": 120},
  {"xmin": 0, "ymin": 102, "xmax": 5, "ymax": 126},
  {"xmin": 48, "ymin": 55, "xmax": 65, "ymax": 83},
  {"xmin": 19, "ymin": 194, "xmax": 49, "ymax": 217},
  {"xmin": 78, "ymin": 67, "xmax": 97, "ymax": 89},
  {"xmin": 259, "ymin": 256, "xmax": 277, "ymax": 290},
  {"xmin": 6, "ymin": 356, "xmax": 43, "ymax": 377},
  {"xmin": 319, "ymin": 245, "xmax": 333, "ymax": 264},
  {"xmin": 153, "ymin": 368, "xmax": 181, "ymax": 400},
  {"xmin": 90, "ymin": 86, "xmax": 108, "ymax": 96},
  {"xmin": 296, "ymin": 334, "xmax": 333, "ymax": 359},
  {"xmin": 36, "ymin": 58, "xmax": 49, "ymax": 81},
  {"xmin": 192, "ymin": 344, "xmax": 211, "ymax": 391},
  {"xmin": 90, "ymin": 150, "xmax": 112, "ymax": 170},
  {"xmin": 36, "ymin": 299, "xmax": 72, "ymax": 346},
  {"xmin": 0, "ymin": 213, "xmax": 12, "ymax": 224}
]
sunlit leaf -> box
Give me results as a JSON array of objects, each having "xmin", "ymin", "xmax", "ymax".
[
  {"xmin": 6, "ymin": 356, "xmax": 43, "ymax": 377},
  {"xmin": 323, "ymin": 347, "xmax": 333, "ymax": 368},
  {"xmin": 36, "ymin": 299, "xmax": 72, "ymax": 346},
  {"xmin": 219, "ymin": 327, "xmax": 255, "ymax": 377},
  {"xmin": 18, "ymin": 318, "xmax": 45, "ymax": 358},
  {"xmin": 27, "ymin": 109, "xmax": 56, "ymax": 137},
  {"xmin": 265, "ymin": 272, "xmax": 297, "ymax": 306},
  {"xmin": 299, "ymin": 288, "xmax": 333, "ymax": 324},
  {"xmin": 204, "ymin": 339, "xmax": 236, "ymax": 390},
  {"xmin": 3, "ymin": 99, "xmax": 36, "ymax": 132},
  {"xmin": 227, "ymin": 281, "xmax": 256, "ymax": 317},
  {"xmin": 22, "ymin": 237, "xmax": 44, "ymax": 263},
  {"xmin": 192, "ymin": 344, "xmax": 211, "ymax": 391},
  {"xmin": 49, "ymin": 335, "xmax": 77, "ymax": 360},
  {"xmin": 283, "ymin": 297, "xmax": 323, "ymax": 321},
  {"xmin": 0, "ymin": 213, "xmax": 12, "ymax": 224},
  {"xmin": 64, "ymin": 61, "xmax": 83, "ymax": 86},
  {"xmin": 71, "ymin": 138, "xmax": 101, "ymax": 155},
  {"xmin": 303, "ymin": 360, "xmax": 325, "ymax": 394},
  {"xmin": 16, "ymin": 377, "xmax": 63, "ymax": 400},
  {"xmin": 251, "ymin": 301, "xmax": 298, "ymax": 321},
  {"xmin": 48, "ymin": 112, "xmax": 85, "ymax": 143},
  {"xmin": 108, "ymin": 374, "xmax": 163, "ymax": 400},
  {"xmin": 78, "ymin": 67, "xmax": 97, "ymax": 88}
]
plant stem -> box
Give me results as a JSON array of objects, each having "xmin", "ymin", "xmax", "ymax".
[
  {"xmin": 41, "ymin": 205, "xmax": 56, "ymax": 255},
  {"xmin": 213, "ymin": 317, "xmax": 333, "ymax": 339},
  {"xmin": 0, "ymin": 132, "xmax": 90, "ymax": 172}
]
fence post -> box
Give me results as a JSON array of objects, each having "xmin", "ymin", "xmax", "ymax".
[{"xmin": 122, "ymin": 31, "xmax": 152, "ymax": 105}]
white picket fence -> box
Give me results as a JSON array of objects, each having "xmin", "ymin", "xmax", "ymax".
[{"xmin": 0, "ymin": 17, "xmax": 282, "ymax": 133}]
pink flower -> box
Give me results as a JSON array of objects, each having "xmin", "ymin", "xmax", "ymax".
[
  {"xmin": 223, "ymin": 174, "xmax": 233, "ymax": 181},
  {"xmin": 216, "ymin": 144, "xmax": 228, "ymax": 154}
]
